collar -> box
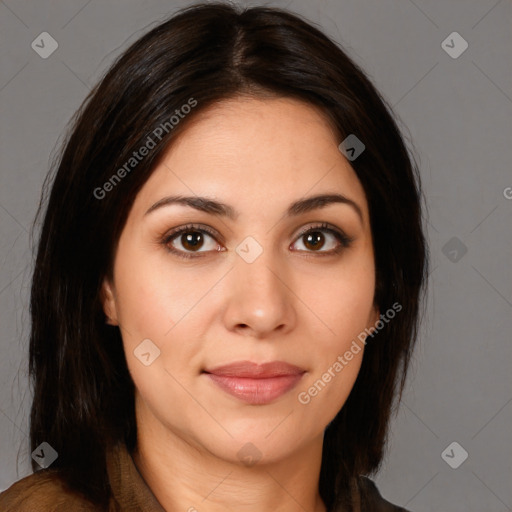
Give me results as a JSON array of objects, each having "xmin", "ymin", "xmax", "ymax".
[
  {"xmin": 105, "ymin": 441, "xmax": 360, "ymax": 512},
  {"xmin": 106, "ymin": 441, "xmax": 166, "ymax": 511}
]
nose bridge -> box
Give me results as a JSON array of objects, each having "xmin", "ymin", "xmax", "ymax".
[
  {"xmin": 233, "ymin": 237, "xmax": 283, "ymax": 300},
  {"xmin": 224, "ymin": 235, "xmax": 295, "ymax": 335}
]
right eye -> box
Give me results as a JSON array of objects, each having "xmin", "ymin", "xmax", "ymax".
[{"xmin": 162, "ymin": 224, "xmax": 225, "ymax": 259}]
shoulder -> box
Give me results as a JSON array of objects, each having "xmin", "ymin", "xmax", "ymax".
[
  {"xmin": 0, "ymin": 471, "xmax": 99, "ymax": 512},
  {"xmin": 358, "ymin": 476, "xmax": 411, "ymax": 512}
]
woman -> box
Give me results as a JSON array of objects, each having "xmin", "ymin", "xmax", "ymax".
[{"xmin": 0, "ymin": 2, "xmax": 429, "ymax": 511}]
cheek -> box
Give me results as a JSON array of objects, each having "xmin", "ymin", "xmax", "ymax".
[
  {"xmin": 115, "ymin": 277, "xmax": 172, "ymax": 342},
  {"xmin": 112, "ymin": 239, "xmax": 185, "ymax": 337},
  {"xmin": 295, "ymin": 261, "xmax": 374, "ymax": 412},
  {"xmin": 308, "ymin": 261, "xmax": 376, "ymax": 349},
  {"xmin": 111, "ymin": 250, "xmax": 211, "ymax": 385}
]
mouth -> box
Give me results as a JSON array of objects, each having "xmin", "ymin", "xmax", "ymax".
[{"xmin": 202, "ymin": 360, "xmax": 306, "ymax": 405}]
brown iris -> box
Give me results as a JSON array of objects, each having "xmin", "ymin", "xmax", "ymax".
[
  {"xmin": 303, "ymin": 231, "xmax": 325, "ymax": 251},
  {"xmin": 181, "ymin": 232, "xmax": 204, "ymax": 251}
]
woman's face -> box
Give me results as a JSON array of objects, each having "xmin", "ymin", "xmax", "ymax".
[{"xmin": 102, "ymin": 96, "xmax": 379, "ymax": 465}]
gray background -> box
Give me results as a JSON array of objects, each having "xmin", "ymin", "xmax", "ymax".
[{"xmin": 0, "ymin": 0, "xmax": 511, "ymax": 510}]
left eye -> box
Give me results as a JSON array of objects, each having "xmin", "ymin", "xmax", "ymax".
[{"xmin": 291, "ymin": 227, "xmax": 348, "ymax": 253}]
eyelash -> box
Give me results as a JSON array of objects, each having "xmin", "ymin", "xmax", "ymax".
[{"xmin": 161, "ymin": 222, "xmax": 354, "ymax": 260}]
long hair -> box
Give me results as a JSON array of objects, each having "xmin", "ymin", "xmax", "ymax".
[{"xmin": 29, "ymin": 2, "xmax": 429, "ymax": 509}]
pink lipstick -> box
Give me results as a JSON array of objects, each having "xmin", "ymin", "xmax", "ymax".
[{"xmin": 203, "ymin": 360, "xmax": 305, "ymax": 405}]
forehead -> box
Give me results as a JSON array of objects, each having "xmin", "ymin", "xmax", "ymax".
[
  {"xmin": 131, "ymin": 96, "xmax": 369, "ymax": 224},
  {"xmin": 168, "ymin": 95, "xmax": 340, "ymax": 164}
]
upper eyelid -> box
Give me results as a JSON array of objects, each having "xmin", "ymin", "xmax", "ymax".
[
  {"xmin": 163, "ymin": 223, "xmax": 219, "ymax": 241},
  {"xmin": 295, "ymin": 223, "xmax": 341, "ymax": 237}
]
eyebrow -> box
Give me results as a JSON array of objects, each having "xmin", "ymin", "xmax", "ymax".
[{"xmin": 144, "ymin": 193, "xmax": 363, "ymax": 224}]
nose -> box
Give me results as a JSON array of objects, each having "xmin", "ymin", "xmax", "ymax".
[{"xmin": 221, "ymin": 245, "xmax": 297, "ymax": 339}]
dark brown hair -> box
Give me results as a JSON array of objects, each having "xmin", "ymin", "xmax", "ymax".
[{"xmin": 29, "ymin": 2, "xmax": 429, "ymax": 509}]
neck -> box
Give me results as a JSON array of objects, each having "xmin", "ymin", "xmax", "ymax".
[{"xmin": 132, "ymin": 398, "xmax": 327, "ymax": 512}]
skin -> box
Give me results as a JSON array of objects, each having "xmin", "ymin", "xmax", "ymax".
[{"xmin": 101, "ymin": 96, "xmax": 379, "ymax": 512}]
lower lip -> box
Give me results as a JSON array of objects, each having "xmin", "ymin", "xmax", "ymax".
[{"xmin": 205, "ymin": 373, "xmax": 304, "ymax": 405}]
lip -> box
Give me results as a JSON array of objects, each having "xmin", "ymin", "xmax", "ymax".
[{"xmin": 203, "ymin": 360, "xmax": 306, "ymax": 405}]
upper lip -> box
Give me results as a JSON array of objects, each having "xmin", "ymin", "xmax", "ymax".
[{"xmin": 203, "ymin": 360, "xmax": 305, "ymax": 378}]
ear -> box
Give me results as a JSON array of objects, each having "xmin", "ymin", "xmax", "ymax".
[{"xmin": 100, "ymin": 277, "xmax": 119, "ymax": 326}]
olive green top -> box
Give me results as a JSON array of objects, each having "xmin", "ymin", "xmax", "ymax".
[{"xmin": 0, "ymin": 441, "xmax": 410, "ymax": 511}]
